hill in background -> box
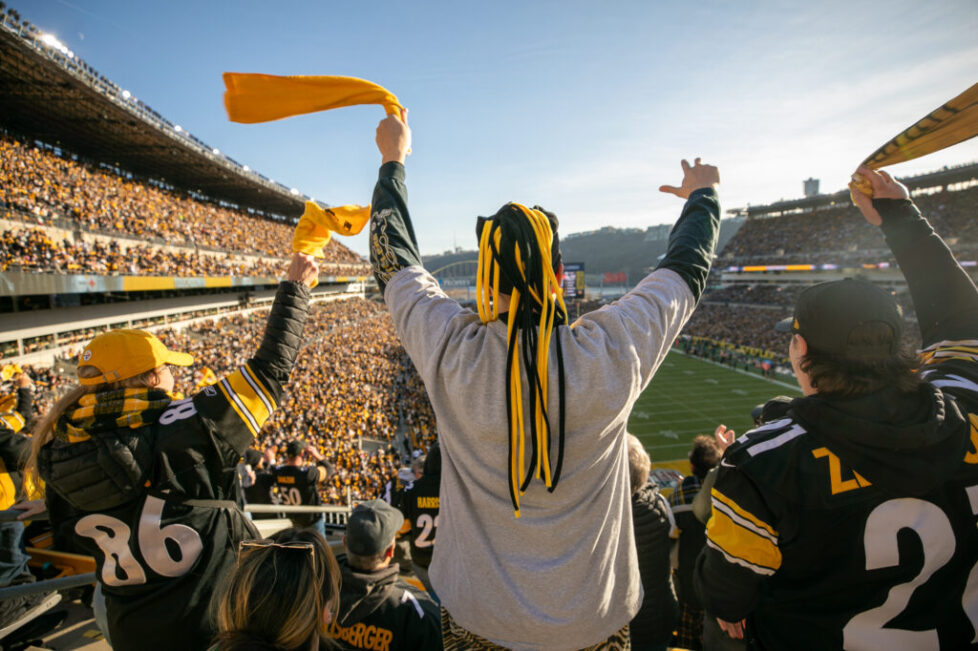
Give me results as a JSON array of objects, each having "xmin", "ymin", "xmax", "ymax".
[{"xmin": 423, "ymin": 217, "xmax": 746, "ymax": 283}]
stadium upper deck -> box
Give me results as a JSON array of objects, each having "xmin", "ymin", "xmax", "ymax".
[{"xmin": 0, "ymin": 9, "xmax": 376, "ymax": 363}]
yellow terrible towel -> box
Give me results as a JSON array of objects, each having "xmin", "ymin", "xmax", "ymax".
[
  {"xmin": 852, "ymin": 81, "xmax": 978, "ymax": 197},
  {"xmin": 292, "ymin": 202, "xmax": 370, "ymax": 259},
  {"xmin": 223, "ymin": 73, "xmax": 403, "ymax": 124}
]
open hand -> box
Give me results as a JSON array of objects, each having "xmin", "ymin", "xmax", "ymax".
[
  {"xmin": 849, "ymin": 165, "xmax": 909, "ymax": 226},
  {"xmin": 660, "ymin": 158, "xmax": 720, "ymax": 199},
  {"xmin": 714, "ymin": 424, "xmax": 736, "ymax": 451}
]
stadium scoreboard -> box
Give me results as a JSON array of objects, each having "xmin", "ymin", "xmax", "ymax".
[{"xmin": 562, "ymin": 263, "xmax": 585, "ymax": 299}]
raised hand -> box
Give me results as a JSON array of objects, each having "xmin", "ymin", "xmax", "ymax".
[
  {"xmin": 849, "ymin": 165, "xmax": 910, "ymax": 226},
  {"xmin": 376, "ymin": 109, "xmax": 411, "ymax": 165},
  {"xmin": 287, "ymin": 252, "xmax": 320, "ymax": 287},
  {"xmin": 714, "ymin": 423, "xmax": 736, "ymax": 452},
  {"xmin": 660, "ymin": 158, "xmax": 720, "ymax": 199}
]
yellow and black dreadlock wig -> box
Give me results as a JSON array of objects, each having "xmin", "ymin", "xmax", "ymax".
[{"xmin": 476, "ymin": 203, "xmax": 569, "ymax": 517}]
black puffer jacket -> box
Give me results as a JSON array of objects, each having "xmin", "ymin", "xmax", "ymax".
[
  {"xmin": 630, "ymin": 482, "xmax": 679, "ymax": 650},
  {"xmin": 39, "ymin": 281, "xmax": 310, "ymax": 651}
]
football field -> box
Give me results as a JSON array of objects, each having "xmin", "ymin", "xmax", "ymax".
[{"xmin": 629, "ymin": 350, "xmax": 801, "ymax": 469}]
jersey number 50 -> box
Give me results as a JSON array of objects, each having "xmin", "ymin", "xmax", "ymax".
[{"xmin": 75, "ymin": 495, "xmax": 204, "ymax": 587}]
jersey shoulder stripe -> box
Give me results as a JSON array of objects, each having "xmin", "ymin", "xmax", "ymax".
[
  {"xmin": 727, "ymin": 419, "xmax": 809, "ymax": 463},
  {"xmin": 706, "ymin": 490, "xmax": 782, "ymax": 577},
  {"xmin": 216, "ymin": 366, "xmax": 277, "ymax": 437}
]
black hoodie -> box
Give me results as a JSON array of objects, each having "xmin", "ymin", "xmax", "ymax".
[
  {"xmin": 695, "ymin": 199, "xmax": 978, "ymax": 651},
  {"xmin": 330, "ymin": 556, "xmax": 442, "ymax": 651}
]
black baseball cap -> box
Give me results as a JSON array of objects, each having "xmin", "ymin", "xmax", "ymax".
[
  {"xmin": 345, "ymin": 499, "xmax": 404, "ymax": 556},
  {"xmin": 751, "ymin": 396, "xmax": 793, "ymax": 426},
  {"xmin": 285, "ymin": 440, "xmax": 307, "ymax": 457},
  {"xmin": 775, "ymin": 279, "xmax": 902, "ymax": 357}
]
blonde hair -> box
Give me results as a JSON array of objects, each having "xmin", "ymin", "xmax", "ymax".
[
  {"xmin": 627, "ymin": 434, "xmax": 651, "ymax": 494},
  {"xmin": 215, "ymin": 529, "xmax": 340, "ymax": 651},
  {"xmin": 25, "ymin": 365, "xmax": 159, "ymax": 495}
]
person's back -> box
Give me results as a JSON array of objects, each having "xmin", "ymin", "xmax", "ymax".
[
  {"xmin": 272, "ymin": 440, "xmax": 330, "ymax": 530},
  {"xmin": 332, "ymin": 500, "xmax": 442, "ymax": 650},
  {"xmin": 695, "ymin": 166, "xmax": 978, "ymax": 649},
  {"xmin": 369, "ymin": 113, "xmax": 721, "ymax": 649},
  {"xmin": 397, "ymin": 444, "xmax": 441, "ymax": 599},
  {"xmin": 34, "ymin": 253, "xmax": 318, "ymax": 651},
  {"xmin": 627, "ymin": 435, "xmax": 678, "ymax": 650}
]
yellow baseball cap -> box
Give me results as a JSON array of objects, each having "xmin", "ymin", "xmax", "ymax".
[{"xmin": 77, "ymin": 329, "xmax": 194, "ymax": 386}]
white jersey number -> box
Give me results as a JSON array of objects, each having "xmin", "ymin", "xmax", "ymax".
[
  {"xmin": 75, "ymin": 495, "xmax": 204, "ymax": 587},
  {"xmin": 843, "ymin": 493, "xmax": 978, "ymax": 649},
  {"xmin": 158, "ymin": 398, "xmax": 197, "ymax": 426},
  {"xmin": 278, "ymin": 487, "xmax": 302, "ymax": 506},
  {"xmin": 414, "ymin": 513, "xmax": 438, "ymax": 548}
]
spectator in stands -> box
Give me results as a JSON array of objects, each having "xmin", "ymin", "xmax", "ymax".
[
  {"xmin": 215, "ymin": 527, "xmax": 341, "ymax": 651},
  {"xmin": 0, "ymin": 134, "xmax": 369, "ymax": 277},
  {"xmin": 627, "ymin": 434, "xmax": 678, "ymax": 650},
  {"xmin": 695, "ymin": 167, "xmax": 978, "ymax": 649},
  {"xmin": 369, "ymin": 113, "xmax": 721, "ymax": 648},
  {"xmin": 668, "ymin": 432, "xmax": 722, "ymax": 651},
  {"xmin": 0, "ymin": 373, "xmax": 61, "ymax": 636},
  {"xmin": 270, "ymin": 439, "xmax": 333, "ymax": 535},
  {"xmin": 240, "ymin": 448, "xmax": 278, "ymax": 520},
  {"xmin": 397, "ymin": 442, "xmax": 441, "ymax": 602},
  {"xmin": 29, "ymin": 251, "xmax": 318, "ymax": 651},
  {"xmin": 332, "ymin": 499, "xmax": 442, "ymax": 650}
]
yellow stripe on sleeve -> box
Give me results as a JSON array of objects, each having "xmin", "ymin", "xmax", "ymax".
[
  {"xmin": 0, "ymin": 412, "xmax": 25, "ymax": 433},
  {"xmin": 706, "ymin": 506, "xmax": 782, "ymax": 575},
  {"xmin": 242, "ymin": 363, "xmax": 277, "ymax": 412},
  {"xmin": 224, "ymin": 369, "xmax": 273, "ymax": 431},
  {"xmin": 712, "ymin": 488, "xmax": 778, "ymax": 538},
  {"xmin": 217, "ymin": 379, "xmax": 259, "ymax": 437}
]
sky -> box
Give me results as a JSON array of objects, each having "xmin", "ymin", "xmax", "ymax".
[{"xmin": 20, "ymin": 0, "xmax": 978, "ymax": 258}]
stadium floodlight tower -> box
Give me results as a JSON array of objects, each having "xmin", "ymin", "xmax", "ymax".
[{"xmin": 803, "ymin": 177, "xmax": 820, "ymax": 197}]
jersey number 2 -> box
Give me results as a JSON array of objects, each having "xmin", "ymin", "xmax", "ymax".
[
  {"xmin": 414, "ymin": 514, "xmax": 438, "ymax": 548},
  {"xmin": 75, "ymin": 495, "xmax": 204, "ymax": 587},
  {"xmin": 843, "ymin": 493, "xmax": 978, "ymax": 649}
]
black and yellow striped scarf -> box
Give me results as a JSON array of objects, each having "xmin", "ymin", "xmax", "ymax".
[{"xmin": 55, "ymin": 388, "xmax": 178, "ymax": 444}]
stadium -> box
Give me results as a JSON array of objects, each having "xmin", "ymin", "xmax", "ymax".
[{"xmin": 1, "ymin": 2, "xmax": 978, "ymax": 651}]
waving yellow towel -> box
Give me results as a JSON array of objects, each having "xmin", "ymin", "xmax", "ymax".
[
  {"xmin": 223, "ymin": 73, "xmax": 404, "ymax": 123},
  {"xmin": 852, "ymin": 81, "xmax": 978, "ymax": 196},
  {"xmin": 292, "ymin": 202, "xmax": 370, "ymax": 259}
]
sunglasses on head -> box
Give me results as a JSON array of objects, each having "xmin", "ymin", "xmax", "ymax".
[{"xmin": 239, "ymin": 539, "xmax": 315, "ymax": 557}]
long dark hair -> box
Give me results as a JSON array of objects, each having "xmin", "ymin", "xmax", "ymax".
[
  {"xmin": 476, "ymin": 203, "xmax": 568, "ymax": 517},
  {"xmin": 801, "ymin": 321, "xmax": 920, "ymax": 398}
]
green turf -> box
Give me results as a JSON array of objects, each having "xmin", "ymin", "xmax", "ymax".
[{"xmin": 629, "ymin": 350, "xmax": 802, "ymax": 462}]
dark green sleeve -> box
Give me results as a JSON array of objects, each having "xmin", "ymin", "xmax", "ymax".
[
  {"xmin": 654, "ymin": 188, "xmax": 721, "ymax": 301},
  {"xmin": 369, "ymin": 162, "xmax": 423, "ymax": 291}
]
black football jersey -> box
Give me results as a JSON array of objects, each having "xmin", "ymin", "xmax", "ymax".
[
  {"xmin": 696, "ymin": 201, "xmax": 978, "ymax": 650},
  {"xmin": 272, "ymin": 463, "xmax": 327, "ymax": 526},
  {"xmin": 397, "ymin": 474, "xmax": 440, "ymax": 568}
]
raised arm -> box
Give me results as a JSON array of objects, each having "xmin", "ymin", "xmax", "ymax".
[
  {"xmin": 370, "ymin": 112, "xmax": 422, "ymax": 291},
  {"xmin": 851, "ymin": 166, "xmax": 978, "ymax": 346},
  {"xmin": 657, "ymin": 158, "xmax": 722, "ymax": 300},
  {"xmin": 192, "ymin": 252, "xmax": 317, "ymax": 452}
]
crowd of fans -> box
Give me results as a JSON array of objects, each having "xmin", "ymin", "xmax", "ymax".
[
  {"xmin": 4, "ymin": 297, "xmax": 437, "ymax": 506},
  {"xmin": 0, "ymin": 135, "xmax": 369, "ymax": 275},
  {"xmin": 721, "ymin": 183, "xmax": 978, "ymax": 266},
  {"xmin": 0, "ymin": 226, "xmax": 291, "ymax": 276}
]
